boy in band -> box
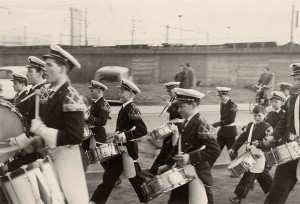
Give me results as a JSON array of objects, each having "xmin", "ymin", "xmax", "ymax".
[
  {"xmin": 90, "ymin": 79, "xmax": 148, "ymax": 204},
  {"xmin": 277, "ymin": 82, "xmax": 293, "ymax": 111},
  {"xmin": 264, "ymin": 63, "xmax": 300, "ymax": 204},
  {"xmin": 229, "ymin": 105, "xmax": 273, "ymax": 204},
  {"xmin": 212, "ymin": 87, "xmax": 238, "ymax": 165},
  {"xmin": 265, "ymin": 91, "xmax": 286, "ymax": 129},
  {"xmin": 150, "ymin": 81, "xmax": 182, "ymax": 174},
  {"xmin": 11, "ymin": 73, "xmax": 28, "ymax": 105},
  {"xmin": 159, "ymin": 88, "xmax": 220, "ymax": 204}
]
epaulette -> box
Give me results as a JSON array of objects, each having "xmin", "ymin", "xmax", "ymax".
[
  {"xmin": 230, "ymin": 102, "xmax": 238, "ymax": 112},
  {"xmin": 128, "ymin": 103, "xmax": 142, "ymax": 120},
  {"xmin": 63, "ymin": 86, "xmax": 86, "ymax": 112},
  {"xmin": 101, "ymin": 99, "xmax": 111, "ymax": 113},
  {"xmin": 39, "ymin": 86, "xmax": 51, "ymax": 104},
  {"xmin": 197, "ymin": 117, "xmax": 216, "ymax": 139}
]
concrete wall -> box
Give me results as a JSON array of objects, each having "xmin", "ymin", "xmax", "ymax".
[{"xmin": 0, "ymin": 45, "xmax": 299, "ymax": 87}]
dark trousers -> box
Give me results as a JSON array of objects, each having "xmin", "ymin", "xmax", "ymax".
[
  {"xmin": 217, "ymin": 136, "xmax": 237, "ymax": 161},
  {"xmin": 168, "ymin": 182, "xmax": 214, "ymax": 204},
  {"xmin": 91, "ymin": 155, "xmax": 146, "ymax": 203},
  {"xmin": 234, "ymin": 168, "xmax": 273, "ymax": 198},
  {"xmin": 264, "ymin": 160, "xmax": 298, "ymax": 204},
  {"xmin": 150, "ymin": 137, "xmax": 173, "ymax": 174}
]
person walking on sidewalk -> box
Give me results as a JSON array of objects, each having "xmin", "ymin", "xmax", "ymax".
[{"xmin": 211, "ymin": 87, "xmax": 238, "ymax": 166}]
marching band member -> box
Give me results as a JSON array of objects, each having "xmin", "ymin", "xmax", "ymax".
[
  {"xmin": 264, "ymin": 63, "xmax": 300, "ymax": 204},
  {"xmin": 150, "ymin": 81, "xmax": 182, "ymax": 174},
  {"xmin": 277, "ymin": 82, "xmax": 293, "ymax": 111},
  {"xmin": 159, "ymin": 88, "xmax": 220, "ymax": 204},
  {"xmin": 228, "ymin": 105, "xmax": 273, "ymax": 204},
  {"xmin": 17, "ymin": 56, "xmax": 47, "ymax": 124},
  {"xmin": 211, "ymin": 87, "xmax": 238, "ymax": 165},
  {"xmin": 83, "ymin": 80, "xmax": 111, "ymax": 146},
  {"xmin": 90, "ymin": 79, "xmax": 148, "ymax": 204},
  {"xmin": 265, "ymin": 91, "xmax": 286, "ymax": 129},
  {"xmin": 11, "ymin": 73, "xmax": 28, "ymax": 105}
]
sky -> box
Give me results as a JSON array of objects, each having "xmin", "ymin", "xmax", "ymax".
[{"xmin": 0, "ymin": 0, "xmax": 299, "ymax": 46}]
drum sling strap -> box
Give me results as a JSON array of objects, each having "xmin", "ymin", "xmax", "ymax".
[
  {"xmin": 294, "ymin": 94, "xmax": 300, "ymax": 180},
  {"xmin": 247, "ymin": 123, "xmax": 265, "ymax": 173}
]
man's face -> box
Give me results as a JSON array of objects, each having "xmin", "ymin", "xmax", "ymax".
[
  {"xmin": 26, "ymin": 68, "xmax": 42, "ymax": 85},
  {"xmin": 271, "ymin": 99, "xmax": 282, "ymax": 110},
  {"xmin": 118, "ymin": 89, "xmax": 132, "ymax": 103},
  {"xmin": 253, "ymin": 112, "xmax": 265, "ymax": 123},
  {"xmin": 12, "ymin": 81, "xmax": 23, "ymax": 92},
  {"xmin": 44, "ymin": 58, "xmax": 62, "ymax": 84},
  {"xmin": 177, "ymin": 103, "xmax": 194, "ymax": 119},
  {"xmin": 293, "ymin": 75, "xmax": 300, "ymax": 87},
  {"xmin": 90, "ymin": 88, "xmax": 101, "ymax": 99},
  {"xmin": 218, "ymin": 94, "xmax": 227, "ymax": 102}
]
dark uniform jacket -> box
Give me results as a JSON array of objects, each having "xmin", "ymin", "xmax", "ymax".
[
  {"xmin": 231, "ymin": 121, "xmax": 272, "ymax": 152},
  {"xmin": 217, "ymin": 99, "xmax": 238, "ymax": 137},
  {"xmin": 273, "ymin": 93, "xmax": 300, "ymax": 142},
  {"xmin": 42, "ymin": 82, "xmax": 85, "ymax": 146},
  {"xmin": 257, "ymin": 72, "xmax": 275, "ymax": 99},
  {"xmin": 265, "ymin": 109, "xmax": 285, "ymax": 129},
  {"xmin": 17, "ymin": 82, "xmax": 46, "ymax": 126},
  {"xmin": 13, "ymin": 89, "xmax": 28, "ymax": 105},
  {"xmin": 86, "ymin": 97, "xmax": 111, "ymax": 143},
  {"xmin": 167, "ymin": 113, "xmax": 220, "ymax": 186},
  {"xmin": 116, "ymin": 102, "xmax": 147, "ymax": 160}
]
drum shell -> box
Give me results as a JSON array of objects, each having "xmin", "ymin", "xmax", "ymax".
[
  {"xmin": 228, "ymin": 151, "xmax": 257, "ymax": 177},
  {"xmin": 265, "ymin": 141, "xmax": 300, "ymax": 166},
  {"xmin": 85, "ymin": 141, "xmax": 120, "ymax": 164},
  {"xmin": 140, "ymin": 166, "xmax": 193, "ymax": 202},
  {"xmin": 150, "ymin": 125, "xmax": 173, "ymax": 141},
  {"xmin": 0, "ymin": 157, "xmax": 65, "ymax": 204}
]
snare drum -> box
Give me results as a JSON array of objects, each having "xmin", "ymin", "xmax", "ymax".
[
  {"xmin": 228, "ymin": 151, "xmax": 257, "ymax": 177},
  {"xmin": 150, "ymin": 124, "xmax": 174, "ymax": 141},
  {"xmin": 0, "ymin": 99, "xmax": 27, "ymax": 163},
  {"xmin": 264, "ymin": 141, "xmax": 300, "ymax": 166},
  {"xmin": 0, "ymin": 156, "xmax": 65, "ymax": 204},
  {"xmin": 85, "ymin": 140, "xmax": 121, "ymax": 164},
  {"xmin": 141, "ymin": 166, "xmax": 194, "ymax": 202}
]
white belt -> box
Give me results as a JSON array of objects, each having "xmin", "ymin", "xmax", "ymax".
[{"xmin": 225, "ymin": 122, "xmax": 236, "ymax": 127}]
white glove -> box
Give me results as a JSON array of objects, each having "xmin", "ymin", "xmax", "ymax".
[
  {"xmin": 173, "ymin": 153, "xmax": 190, "ymax": 165},
  {"xmin": 30, "ymin": 119, "xmax": 58, "ymax": 148},
  {"xmin": 170, "ymin": 124, "xmax": 179, "ymax": 146},
  {"xmin": 6, "ymin": 133, "xmax": 32, "ymax": 148},
  {"xmin": 108, "ymin": 132, "xmax": 127, "ymax": 143}
]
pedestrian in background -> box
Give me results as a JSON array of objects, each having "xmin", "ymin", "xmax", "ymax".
[{"xmin": 181, "ymin": 63, "xmax": 196, "ymax": 89}]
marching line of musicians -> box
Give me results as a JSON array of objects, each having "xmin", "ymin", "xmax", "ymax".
[{"xmin": 0, "ymin": 44, "xmax": 299, "ymax": 204}]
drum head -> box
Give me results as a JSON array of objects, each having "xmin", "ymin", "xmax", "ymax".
[
  {"xmin": 228, "ymin": 152, "xmax": 251, "ymax": 168},
  {"xmin": 0, "ymin": 102, "xmax": 24, "ymax": 162}
]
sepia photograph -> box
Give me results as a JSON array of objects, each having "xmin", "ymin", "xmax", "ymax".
[{"xmin": 0, "ymin": 0, "xmax": 300, "ymax": 203}]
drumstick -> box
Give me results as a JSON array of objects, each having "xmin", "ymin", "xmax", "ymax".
[
  {"xmin": 18, "ymin": 92, "xmax": 36, "ymax": 103},
  {"xmin": 159, "ymin": 96, "xmax": 175, "ymax": 117},
  {"xmin": 178, "ymin": 134, "xmax": 182, "ymax": 155},
  {"xmin": 34, "ymin": 89, "xmax": 41, "ymax": 119},
  {"xmin": 0, "ymin": 141, "xmax": 9, "ymax": 145}
]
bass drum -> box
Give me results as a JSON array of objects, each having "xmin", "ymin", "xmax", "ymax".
[{"xmin": 0, "ymin": 99, "xmax": 27, "ymax": 163}]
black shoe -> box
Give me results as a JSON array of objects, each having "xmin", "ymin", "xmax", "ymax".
[
  {"xmin": 229, "ymin": 196, "xmax": 242, "ymax": 204},
  {"xmin": 114, "ymin": 179, "xmax": 122, "ymax": 187}
]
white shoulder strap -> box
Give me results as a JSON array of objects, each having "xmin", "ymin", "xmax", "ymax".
[
  {"xmin": 247, "ymin": 124, "xmax": 255, "ymax": 148},
  {"xmin": 294, "ymin": 94, "xmax": 300, "ymax": 136}
]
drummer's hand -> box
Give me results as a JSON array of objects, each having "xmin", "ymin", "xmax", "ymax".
[
  {"xmin": 157, "ymin": 164, "xmax": 170, "ymax": 175},
  {"xmin": 248, "ymin": 145, "xmax": 264, "ymax": 157},
  {"xmin": 173, "ymin": 153, "xmax": 190, "ymax": 165},
  {"xmin": 262, "ymin": 135, "xmax": 274, "ymax": 147},
  {"xmin": 6, "ymin": 133, "xmax": 32, "ymax": 148},
  {"xmin": 212, "ymin": 122, "xmax": 220, "ymax": 128},
  {"xmin": 84, "ymin": 112, "xmax": 89, "ymax": 120},
  {"xmin": 252, "ymin": 140, "xmax": 260, "ymax": 147},
  {"xmin": 30, "ymin": 119, "xmax": 44, "ymax": 134},
  {"xmin": 228, "ymin": 149, "xmax": 235, "ymax": 155},
  {"xmin": 108, "ymin": 133, "xmax": 127, "ymax": 143}
]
